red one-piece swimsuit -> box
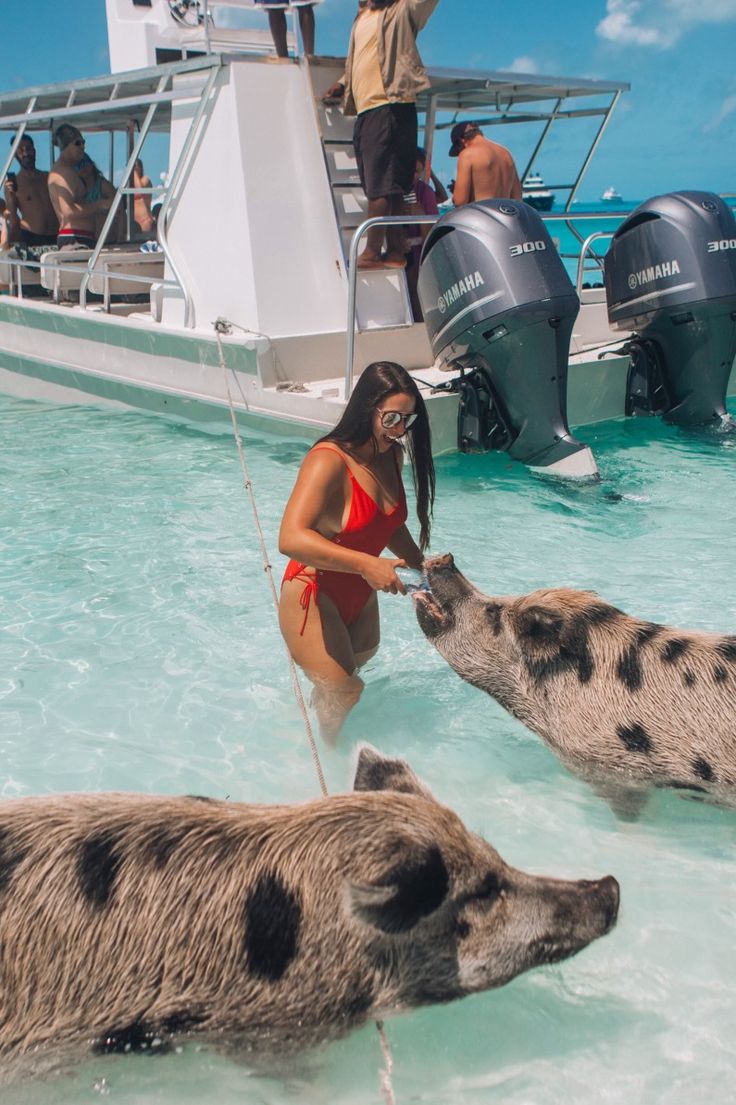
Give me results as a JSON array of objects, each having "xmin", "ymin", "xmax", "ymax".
[{"xmin": 282, "ymin": 442, "xmax": 408, "ymax": 634}]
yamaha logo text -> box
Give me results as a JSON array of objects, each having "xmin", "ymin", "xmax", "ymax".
[
  {"xmin": 437, "ymin": 271, "xmax": 485, "ymax": 314},
  {"xmin": 627, "ymin": 259, "xmax": 681, "ymax": 291}
]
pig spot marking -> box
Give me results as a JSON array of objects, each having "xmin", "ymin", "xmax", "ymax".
[
  {"xmin": 616, "ymin": 624, "xmax": 662, "ymax": 692},
  {"xmin": 0, "ymin": 828, "xmax": 25, "ymax": 898},
  {"xmin": 713, "ymin": 665, "xmax": 728, "ymax": 684},
  {"xmin": 683, "ymin": 669, "xmax": 696, "ymax": 688},
  {"xmin": 77, "ymin": 829, "xmax": 123, "ymax": 908},
  {"xmin": 243, "ymin": 872, "xmax": 301, "ymax": 982},
  {"xmin": 661, "ymin": 638, "xmax": 689, "ymax": 663},
  {"xmin": 616, "ymin": 722, "xmax": 653, "ymax": 755},
  {"xmin": 693, "ymin": 757, "xmax": 715, "ymax": 783},
  {"xmin": 616, "ymin": 647, "xmax": 642, "ymax": 691}
]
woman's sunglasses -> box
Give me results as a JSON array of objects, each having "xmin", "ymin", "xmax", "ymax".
[{"xmin": 378, "ymin": 409, "xmax": 418, "ymax": 430}]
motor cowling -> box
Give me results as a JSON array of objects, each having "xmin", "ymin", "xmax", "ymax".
[
  {"xmin": 417, "ymin": 199, "xmax": 597, "ymax": 478},
  {"xmin": 604, "ymin": 191, "xmax": 736, "ymax": 425}
]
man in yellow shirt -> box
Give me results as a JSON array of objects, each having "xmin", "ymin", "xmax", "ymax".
[{"xmin": 324, "ymin": 0, "xmax": 440, "ymax": 269}]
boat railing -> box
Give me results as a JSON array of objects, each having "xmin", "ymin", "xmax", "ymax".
[
  {"xmin": 197, "ymin": 1, "xmax": 302, "ymax": 59},
  {"xmin": 0, "ymin": 57, "xmax": 223, "ymax": 326},
  {"xmin": 574, "ymin": 230, "xmax": 615, "ymax": 296},
  {"xmin": 345, "ymin": 214, "xmax": 438, "ymax": 397},
  {"xmin": 80, "ymin": 63, "xmax": 222, "ymax": 324},
  {"xmin": 539, "ymin": 209, "xmax": 626, "ymax": 287}
]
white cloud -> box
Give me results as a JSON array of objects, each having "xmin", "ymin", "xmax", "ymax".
[
  {"xmin": 507, "ymin": 56, "xmax": 540, "ymax": 74},
  {"xmin": 596, "ymin": 0, "xmax": 736, "ymax": 49}
]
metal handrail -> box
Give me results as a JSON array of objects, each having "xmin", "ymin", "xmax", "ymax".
[
  {"xmin": 575, "ymin": 230, "xmax": 615, "ymax": 295},
  {"xmin": 345, "ymin": 214, "xmax": 438, "ymax": 398},
  {"xmin": 156, "ymin": 61, "xmax": 221, "ymax": 328},
  {"xmin": 80, "ymin": 74, "xmax": 170, "ymax": 311}
]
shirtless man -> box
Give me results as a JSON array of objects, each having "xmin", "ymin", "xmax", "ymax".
[
  {"xmin": 449, "ymin": 121, "xmax": 522, "ymax": 206},
  {"xmin": 3, "ymin": 134, "xmax": 59, "ymax": 246},
  {"xmin": 47, "ymin": 124, "xmax": 112, "ymax": 249}
]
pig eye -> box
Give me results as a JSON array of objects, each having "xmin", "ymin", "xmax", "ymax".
[{"xmin": 475, "ymin": 872, "xmax": 503, "ymax": 903}]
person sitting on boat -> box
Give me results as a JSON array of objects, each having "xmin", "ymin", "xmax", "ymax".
[
  {"xmin": 131, "ymin": 159, "xmax": 156, "ymax": 239},
  {"xmin": 278, "ymin": 360, "xmax": 435, "ymax": 743},
  {"xmin": 322, "ymin": 0, "xmax": 441, "ymax": 270},
  {"xmin": 76, "ymin": 154, "xmax": 124, "ymax": 243},
  {"xmin": 253, "ymin": 0, "xmax": 320, "ymax": 59},
  {"xmin": 2, "ymin": 134, "xmax": 59, "ymax": 247},
  {"xmin": 449, "ymin": 121, "xmax": 522, "ymax": 206},
  {"xmin": 0, "ymin": 198, "xmax": 10, "ymax": 292},
  {"xmin": 47, "ymin": 125, "xmax": 113, "ymax": 250},
  {"xmin": 404, "ymin": 146, "xmax": 446, "ymax": 319}
]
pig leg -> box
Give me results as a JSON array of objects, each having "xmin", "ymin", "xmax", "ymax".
[{"xmin": 590, "ymin": 779, "xmax": 650, "ymax": 821}]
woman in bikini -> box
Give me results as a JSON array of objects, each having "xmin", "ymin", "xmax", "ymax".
[{"xmin": 279, "ymin": 360, "xmax": 435, "ymax": 743}]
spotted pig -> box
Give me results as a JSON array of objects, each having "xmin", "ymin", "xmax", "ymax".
[
  {"xmin": 415, "ymin": 555, "xmax": 736, "ymax": 811},
  {"xmin": 0, "ymin": 747, "xmax": 618, "ymax": 1061}
]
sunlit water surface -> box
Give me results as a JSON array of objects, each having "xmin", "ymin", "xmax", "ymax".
[{"xmin": 1, "ymin": 395, "xmax": 735, "ymax": 1104}]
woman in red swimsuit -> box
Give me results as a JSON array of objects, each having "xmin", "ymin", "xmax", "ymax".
[{"xmin": 279, "ymin": 361, "xmax": 435, "ymax": 743}]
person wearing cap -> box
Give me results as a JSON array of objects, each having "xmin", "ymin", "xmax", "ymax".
[
  {"xmin": 322, "ymin": 0, "xmax": 441, "ymax": 269},
  {"xmin": 449, "ymin": 121, "xmax": 522, "ymax": 207},
  {"xmin": 48, "ymin": 125, "xmax": 114, "ymax": 250}
]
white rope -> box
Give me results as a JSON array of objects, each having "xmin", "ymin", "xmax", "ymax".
[
  {"xmin": 213, "ymin": 318, "xmax": 397, "ymax": 1104},
  {"xmin": 214, "ymin": 321, "xmax": 327, "ymax": 797}
]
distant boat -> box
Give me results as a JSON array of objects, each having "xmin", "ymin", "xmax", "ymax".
[
  {"xmin": 523, "ymin": 171, "xmax": 554, "ymax": 212},
  {"xmin": 601, "ymin": 186, "xmax": 622, "ymax": 203}
]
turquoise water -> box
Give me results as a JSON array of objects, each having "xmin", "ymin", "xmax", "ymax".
[{"xmin": 2, "ymin": 394, "xmax": 736, "ymax": 1103}]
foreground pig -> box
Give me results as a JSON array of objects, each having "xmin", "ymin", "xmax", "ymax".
[
  {"xmin": 415, "ymin": 554, "xmax": 736, "ymax": 810},
  {"xmin": 0, "ymin": 747, "xmax": 618, "ymax": 1060}
]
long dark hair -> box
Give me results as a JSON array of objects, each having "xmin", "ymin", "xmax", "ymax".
[{"xmin": 319, "ymin": 361, "xmax": 435, "ymax": 551}]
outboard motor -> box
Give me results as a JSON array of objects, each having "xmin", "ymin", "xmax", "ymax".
[
  {"xmin": 417, "ymin": 199, "xmax": 597, "ymax": 478},
  {"xmin": 604, "ymin": 191, "xmax": 736, "ymax": 425}
]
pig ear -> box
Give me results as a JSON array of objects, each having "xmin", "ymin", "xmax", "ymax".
[
  {"xmin": 513, "ymin": 604, "xmax": 564, "ymax": 654},
  {"xmin": 346, "ymin": 844, "xmax": 449, "ymax": 934},
  {"xmin": 353, "ymin": 745, "xmax": 434, "ymax": 800}
]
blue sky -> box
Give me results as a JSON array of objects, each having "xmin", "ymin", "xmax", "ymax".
[{"xmin": 3, "ymin": 0, "xmax": 735, "ymax": 202}]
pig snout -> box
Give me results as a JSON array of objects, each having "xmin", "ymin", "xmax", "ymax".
[
  {"xmin": 577, "ymin": 875, "xmax": 620, "ymax": 934},
  {"xmin": 563, "ymin": 875, "xmax": 614, "ymax": 937},
  {"xmin": 415, "ymin": 554, "xmax": 471, "ymax": 637},
  {"xmin": 523, "ymin": 873, "xmax": 620, "ymax": 971}
]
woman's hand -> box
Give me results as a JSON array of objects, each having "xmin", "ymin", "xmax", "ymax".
[{"xmin": 360, "ymin": 556, "xmax": 407, "ymax": 594}]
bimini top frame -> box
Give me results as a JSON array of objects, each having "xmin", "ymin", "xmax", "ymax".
[{"xmin": 416, "ymin": 66, "xmax": 630, "ymax": 213}]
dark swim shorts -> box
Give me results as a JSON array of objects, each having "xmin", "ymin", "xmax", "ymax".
[
  {"xmin": 19, "ymin": 229, "xmax": 57, "ymax": 247},
  {"xmin": 353, "ymin": 103, "xmax": 417, "ymax": 201}
]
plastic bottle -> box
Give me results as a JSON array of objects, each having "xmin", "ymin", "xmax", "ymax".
[{"xmin": 395, "ymin": 566, "xmax": 431, "ymax": 594}]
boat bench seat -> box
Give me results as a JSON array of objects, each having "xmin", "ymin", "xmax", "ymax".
[
  {"xmin": 0, "ymin": 247, "xmax": 44, "ymax": 292},
  {"xmin": 38, "ymin": 248, "xmax": 164, "ymax": 305},
  {"xmin": 87, "ymin": 252, "xmax": 165, "ymax": 298}
]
